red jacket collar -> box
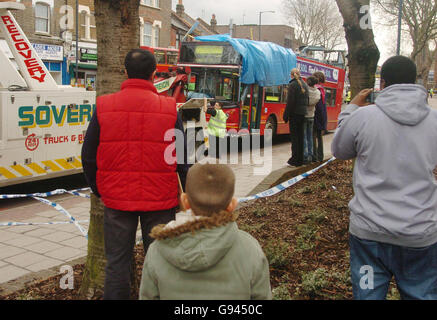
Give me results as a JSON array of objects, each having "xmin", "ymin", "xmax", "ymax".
[{"xmin": 121, "ymin": 78, "xmax": 158, "ymax": 94}]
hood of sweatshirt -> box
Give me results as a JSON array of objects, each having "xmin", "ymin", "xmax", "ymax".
[
  {"xmin": 375, "ymin": 84, "xmax": 430, "ymax": 126},
  {"xmin": 308, "ymin": 86, "xmax": 321, "ymax": 106},
  {"xmin": 150, "ymin": 211, "xmax": 238, "ymax": 272}
]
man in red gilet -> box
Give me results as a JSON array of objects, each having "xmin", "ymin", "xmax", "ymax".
[{"xmin": 82, "ymin": 49, "xmax": 188, "ymax": 300}]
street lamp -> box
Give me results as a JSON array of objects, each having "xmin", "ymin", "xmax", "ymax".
[
  {"xmin": 396, "ymin": 0, "xmax": 403, "ymax": 55},
  {"xmin": 258, "ymin": 11, "xmax": 275, "ymax": 41}
]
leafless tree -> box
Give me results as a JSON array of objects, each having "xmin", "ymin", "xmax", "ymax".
[
  {"xmin": 374, "ymin": 0, "xmax": 437, "ymax": 83},
  {"xmin": 282, "ymin": 0, "xmax": 345, "ymax": 51}
]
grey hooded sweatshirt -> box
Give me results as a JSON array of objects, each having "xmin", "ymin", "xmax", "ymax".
[{"xmin": 332, "ymin": 84, "xmax": 437, "ymax": 248}]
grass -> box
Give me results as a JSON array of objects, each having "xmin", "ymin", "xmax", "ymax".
[
  {"xmin": 278, "ymin": 196, "xmax": 304, "ymax": 208},
  {"xmin": 253, "ymin": 207, "xmax": 268, "ymax": 217},
  {"xmin": 263, "ymin": 239, "xmax": 291, "ymax": 269},
  {"xmin": 299, "ymin": 186, "xmax": 313, "ymax": 194},
  {"xmin": 239, "ymin": 222, "xmax": 266, "ymax": 234},
  {"xmin": 295, "ymin": 223, "xmax": 320, "ymax": 251},
  {"xmin": 301, "ymin": 268, "xmax": 329, "ymax": 297},
  {"xmin": 272, "ymin": 283, "xmax": 291, "ymax": 300},
  {"xmin": 303, "ymin": 209, "xmax": 327, "ymax": 224}
]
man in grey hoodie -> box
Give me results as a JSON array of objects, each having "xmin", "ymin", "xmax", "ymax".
[{"xmin": 332, "ymin": 56, "xmax": 437, "ymax": 300}]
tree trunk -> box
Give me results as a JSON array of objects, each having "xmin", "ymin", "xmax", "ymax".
[
  {"xmin": 335, "ymin": 0, "xmax": 380, "ymax": 97},
  {"xmin": 79, "ymin": 0, "xmax": 140, "ymax": 299},
  {"xmin": 413, "ymin": 43, "xmax": 435, "ymax": 87},
  {"xmin": 78, "ymin": 193, "xmax": 106, "ymax": 299},
  {"xmin": 95, "ymin": 0, "xmax": 140, "ymax": 95}
]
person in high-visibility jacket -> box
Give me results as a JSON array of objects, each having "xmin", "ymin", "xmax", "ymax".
[
  {"xmin": 203, "ymin": 98, "xmax": 228, "ymax": 158},
  {"xmin": 345, "ymin": 90, "xmax": 351, "ymax": 103}
]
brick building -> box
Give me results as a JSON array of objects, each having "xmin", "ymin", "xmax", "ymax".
[
  {"xmin": 139, "ymin": 0, "xmax": 172, "ymax": 48},
  {"xmin": 171, "ymin": 0, "xmax": 216, "ymax": 49},
  {"xmin": 1, "ymin": 0, "xmax": 68, "ymax": 84},
  {"xmin": 1, "ymin": 0, "xmax": 218, "ymax": 87},
  {"xmin": 215, "ymin": 22, "xmax": 300, "ymax": 51}
]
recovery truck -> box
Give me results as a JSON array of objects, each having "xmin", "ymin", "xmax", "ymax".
[{"xmin": 0, "ymin": 2, "xmax": 95, "ymax": 187}]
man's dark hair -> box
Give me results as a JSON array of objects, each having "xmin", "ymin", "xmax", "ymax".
[
  {"xmin": 381, "ymin": 56, "xmax": 416, "ymax": 87},
  {"xmin": 124, "ymin": 49, "xmax": 156, "ymax": 80},
  {"xmin": 306, "ymin": 76, "xmax": 318, "ymax": 87}
]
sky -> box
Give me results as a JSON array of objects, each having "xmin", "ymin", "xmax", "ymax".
[{"xmin": 174, "ymin": 0, "xmax": 409, "ymax": 66}]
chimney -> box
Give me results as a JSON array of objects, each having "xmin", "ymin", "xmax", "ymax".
[
  {"xmin": 210, "ymin": 14, "xmax": 217, "ymax": 31},
  {"xmin": 176, "ymin": 0, "xmax": 184, "ymax": 16}
]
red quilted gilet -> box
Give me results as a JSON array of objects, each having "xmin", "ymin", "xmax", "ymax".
[{"xmin": 96, "ymin": 79, "xmax": 178, "ymax": 212}]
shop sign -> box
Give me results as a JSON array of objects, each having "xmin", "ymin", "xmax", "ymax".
[{"xmin": 32, "ymin": 43, "xmax": 64, "ymax": 61}]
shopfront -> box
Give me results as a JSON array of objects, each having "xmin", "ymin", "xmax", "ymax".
[
  {"xmin": 31, "ymin": 43, "xmax": 65, "ymax": 85},
  {"xmin": 0, "ymin": 40, "xmax": 67, "ymax": 85},
  {"xmin": 68, "ymin": 45, "xmax": 97, "ymax": 89}
]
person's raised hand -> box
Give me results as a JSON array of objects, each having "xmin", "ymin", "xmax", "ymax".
[{"xmin": 350, "ymin": 89, "xmax": 373, "ymax": 107}]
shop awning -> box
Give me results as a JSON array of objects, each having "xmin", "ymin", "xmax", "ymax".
[{"xmin": 69, "ymin": 62, "xmax": 97, "ymax": 73}]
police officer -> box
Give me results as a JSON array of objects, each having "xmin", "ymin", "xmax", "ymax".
[{"xmin": 203, "ymin": 98, "xmax": 228, "ymax": 159}]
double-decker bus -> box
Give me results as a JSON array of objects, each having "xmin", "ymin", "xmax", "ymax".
[
  {"xmin": 177, "ymin": 38, "xmax": 346, "ymax": 136},
  {"xmin": 141, "ymin": 46, "xmax": 179, "ymax": 73},
  {"xmin": 141, "ymin": 46, "xmax": 188, "ymax": 104}
]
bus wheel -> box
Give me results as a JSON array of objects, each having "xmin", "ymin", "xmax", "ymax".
[{"xmin": 265, "ymin": 116, "xmax": 277, "ymax": 137}]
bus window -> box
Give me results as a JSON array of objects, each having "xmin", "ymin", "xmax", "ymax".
[
  {"xmin": 155, "ymin": 50, "xmax": 165, "ymax": 64},
  {"xmin": 265, "ymin": 85, "xmax": 282, "ymax": 103},
  {"xmin": 325, "ymin": 88, "xmax": 337, "ymax": 107},
  {"xmin": 168, "ymin": 52, "xmax": 178, "ymax": 65},
  {"xmin": 187, "ymin": 69, "xmax": 239, "ymax": 101},
  {"xmin": 188, "ymin": 75, "xmax": 196, "ymax": 91}
]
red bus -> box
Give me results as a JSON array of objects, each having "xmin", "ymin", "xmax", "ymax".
[
  {"xmin": 140, "ymin": 46, "xmax": 179, "ymax": 73},
  {"xmin": 141, "ymin": 46, "xmax": 189, "ymax": 104},
  {"xmin": 178, "ymin": 41, "xmax": 346, "ymax": 136}
]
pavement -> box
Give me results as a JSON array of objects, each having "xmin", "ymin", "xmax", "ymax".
[{"xmin": 1, "ymin": 98, "xmax": 436, "ymax": 294}]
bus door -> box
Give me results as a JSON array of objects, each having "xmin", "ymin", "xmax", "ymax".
[
  {"xmin": 239, "ymin": 84, "xmax": 263, "ymax": 131},
  {"xmin": 250, "ymin": 85, "xmax": 264, "ymax": 129},
  {"xmin": 250, "ymin": 85, "xmax": 264, "ymax": 131}
]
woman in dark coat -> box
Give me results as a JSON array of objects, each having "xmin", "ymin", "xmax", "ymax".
[
  {"xmin": 312, "ymin": 71, "xmax": 328, "ymax": 162},
  {"xmin": 283, "ymin": 68, "xmax": 309, "ymax": 167}
]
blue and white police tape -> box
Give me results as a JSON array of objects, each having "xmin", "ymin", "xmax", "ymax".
[
  {"xmin": 237, "ymin": 157, "xmax": 336, "ymax": 203},
  {"xmin": 0, "ymin": 188, "xmax": 91, "ymax": 199},
  {"xmin": 32, "ymin": 196, "xmax": 88, "ymax": 239},
  {"xmin": 0, "ymin": 220, "xmax": 89, "ymax": 227}
]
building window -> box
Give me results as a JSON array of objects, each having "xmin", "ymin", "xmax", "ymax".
[
  {"xmin": 143, "ymin": 22, "xmax": 153, "ymax": 46},
  {"xmin": 154, "ymin": 26, "xmax": 160, "ymax": 47},
  {"xmin": 90, "ymin": 14, "xmax": 96, "ymax": 40},
  {"xmin": 142, "ymin": 22, "xmax": 160, "ymax": 47},
  {"xmin": 79, "ymin": 11, "xmax": 87, "ymax": 39},
  {"xmin": 80, "ymin": 10, "xmax": 96, "ymax": 41},
  {"xmin": 35, "ymin": 3, "xmax": 50, "ymax": 33},
  {"xmin": 141, "ymin": 0, "xmax": 160, "ymax": 8}
]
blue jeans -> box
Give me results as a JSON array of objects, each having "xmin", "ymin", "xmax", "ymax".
[
  {"xmin": 349, "ymin": 234, "xmax": 437, "ymax": 300},
  {"xmin": 303, "ymin": 118, "xmax": 314, "ymax": 162}
]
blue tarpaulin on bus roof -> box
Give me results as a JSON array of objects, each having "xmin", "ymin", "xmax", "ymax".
[{"xmin": 194, "ymin": 34, "xmax": 297, "ymax": 87}]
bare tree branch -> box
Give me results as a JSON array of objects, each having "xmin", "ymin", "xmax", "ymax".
[{"xmin": 281, "ymin": 0, "xmax": 345, "ymax": 51}]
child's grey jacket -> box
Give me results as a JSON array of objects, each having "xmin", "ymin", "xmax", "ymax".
[{"xmin": 139, "ymin": 211, "xmax": 272, "ymax": 300}]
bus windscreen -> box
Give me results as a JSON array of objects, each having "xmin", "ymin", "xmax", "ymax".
[{"xmin": 179, "ymin": 42, "xmax": 241, "ymax": 65}]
